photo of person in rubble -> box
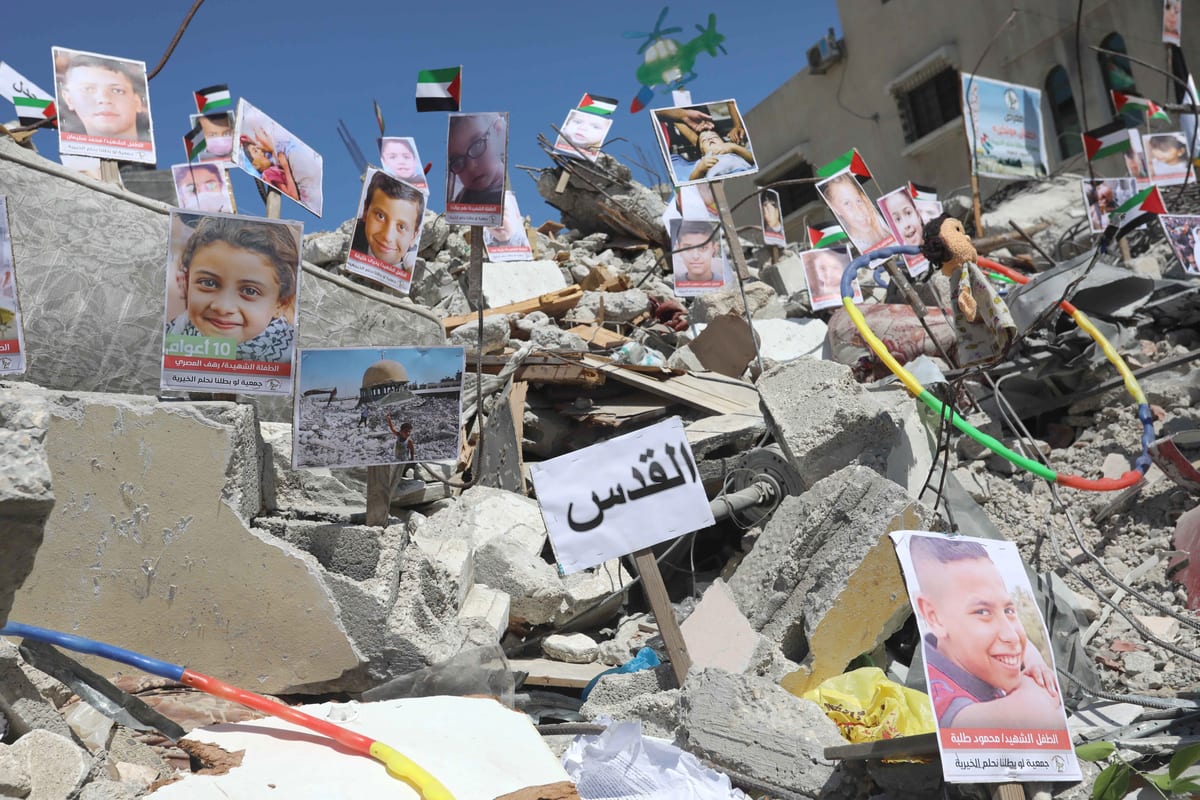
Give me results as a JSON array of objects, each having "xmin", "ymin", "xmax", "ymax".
[
  {"xmin": 1080, "ymin": 178, "xmax": 1136, "ymax": 234},
  {"xmin": 1159, "ymin": 214, "xmax": 1200, "ymax": 275},
  {"xmin": 653, "ymin": 99, "xmax": 758, "ymax": 186}
]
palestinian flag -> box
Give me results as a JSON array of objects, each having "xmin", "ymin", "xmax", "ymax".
[
  {"xmin": 194, "ymin": 84, "xmax": 231, "ymax": 114},
  {"xmin": 1082, "ymin": 120, "xmax": 1132, "ymax": 161},
  {"xmin": 373, "ymin": 99, "xmax": 385, "ymax": 136},
  {"xmin": 809, "ymin": 222, "xmax": 848, "ymax": 248},
  {"xmin": 1112, "ymin": 91, "xmax": 1170, "ymax": 123},
  {"xmin": 416, "ymin": 66, "xmax": 461, "ymax": 112},
  {"xmin": 577, "ymin": 93, "xmax": 618, "ymax": 116},
  {"xmin": 817, "ymin": 148, "xmax": 872, "ymax": 182},
  {"xmin": 183, "ymin": 123, "xmax": 206, "ymax": 162},
  {"xmin": 13, "ymin": 96, "xmax": 55, "ymax": 127},
  {"xmin": 908, "ymin": 182, "xmax": 938, "ymax": 202},
  {"xmin": 1108, "ymin": 185, "xmax": 1167, "ymax": 241}
]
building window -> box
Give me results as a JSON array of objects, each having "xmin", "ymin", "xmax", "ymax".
[
  {"xmin": 1045, "ymin": 66, "xmax": 1083, "ymax": 159},
  {"xmin": 765, "ymin": 161, "xmax": 818, "ymax": 217},
  {"xmin": 1098, "ymin": 33, "xmax": 1142, "ymax": 126},
  {"xmin": 897, "ymin": 66, "xmax": 962, "ymax": 144}
]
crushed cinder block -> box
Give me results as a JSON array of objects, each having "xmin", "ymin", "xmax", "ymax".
[
  {"xmin": 483, "ymin": 261, "xmax": 568, "ymax": 308},
  {"xmin": 678, "ymin": 668, "xmax": 843, "ymax": 798},
  {"xmin": 0, "ymin": 640, "xmax": 79, "ymax": 742},
  {"xmin": 8, "ymin": 387, "xmax": 362, "ymax": 695},
  {"xmin": 727, "ymin": 465, "xmax": 936, "ymax": 694},
  {"xmin": 757, "ymin": 358, "xmax": 901, "ymax": 487},
  {"xmin": 3, "ymin": 729, "xmax": 90, "ymax": 800},
  {"xmin": 0, "ymin": 387, "xmax": 54, "ymax": 628},
  {"xmin": 458, "ymin": 584, "xmax": 512, "ymax": 641},
  {"xmin": 579, "ymin": 664, "xmax": 680, "ymax": 740},
  {"xmin": 543, "ymin": 633, "xmax": 599, "ymax": 664}
]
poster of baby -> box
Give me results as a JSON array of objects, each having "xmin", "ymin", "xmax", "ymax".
[
  {"xmin": 161, "ymin": 210, "xmax": 303, "ymax": 396},
  {"xmin": 232, "ymin": 99, "xmax": 324, "ymax": 217},
  {"xmin": 52, "ymin": 46, "xmax": 156, "ymax": 164}
]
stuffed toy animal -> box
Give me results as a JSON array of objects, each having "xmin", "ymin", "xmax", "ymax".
[{"xmin": 920, "ymin": 215, "xmax": 1016, "ymax": 366}]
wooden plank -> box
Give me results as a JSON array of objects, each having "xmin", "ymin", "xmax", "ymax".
[
  {"xmin": 633, "ymin": 547, "xmax": 691, "ymax": 686},
  {"xmin": 579, "ymin": 355, "xmax": 759, "ymax": 416},
  {"xmin": 442, "ymin": 286, "xmax": 583, "ymax": 333},
  {"xmin": 565, "ymin": 324, "xmax": 631, "ymax": 349},
  {"xmin": 510, "ymin": 657, "xmax": 608, "ymax": 689},
  {"xmin": 510, "ymin": 380, "xmax": 528, "ymax": 492},
  {"xmin": 824, "ymin": 732, "xmax": 939, "ymax": 761},
  {"xmin": 366, "ymin": 465, "xmax": 391, "ymax": 526}
]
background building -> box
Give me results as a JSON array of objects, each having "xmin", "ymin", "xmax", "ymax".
[{"xmin": 731, "ymin": 0, "xmax": 1199, "ymax": 239}]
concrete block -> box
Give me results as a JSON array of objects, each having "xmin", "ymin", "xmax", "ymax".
[
  {"xmin": 458, "ymin": 584, "xmax": 512, "ymax": 641},
  {"xmin": 579, "ymin": 664, "xmax": 680, "ymax": 739},
  {"xmin": 0, "ymin": 640, "xmax": 78, "ymax": 742},
  {"xmin": 9, "ymin": 387, "xmax": 362, "ymax": 694},
  {"xmin": 448, "ymin": 315, "xmax": 511, "ymax": 354},
  {"xmin": 414, "ymin": 486, "xmax": 548, "ymax": 555},
  {"xmin": 758, "ymin": 358, "xmax": 901, "ymax": 487},
  {"xmin": 680, "ymin": 580, "xmax": 758, "ymax": 674},
  {"xmin": 597, "ymin": 613, "xmax": 658, "ymax": 666},
  {"xmin": 559, "ymin": 560, "xmax": 631, "ymax": 624},
  {"xmin": 543, "ymin": 633, "xmax": 599, "ymax": 664},
  {"xmin": 759, "ymin": 251, "xmax": 807, "ymax": 297},
  {"xmin": 474, "ymin": 536, "xmax": 565, "ymax": 627},
  {"xmin": 678, "ymin": 668, "xmax": 843, "ymax": 798},
  {"xmin": 750, "ymin": 318, "xmax": 827, "ymax": 362},
  {"xmin": 0, "ymin": 740, "xmax": 31, "ymax": 798},
  {"xmin": 0, "ymin": 387, "xmax": 54, "ymax": 628},
  {"xmin": 727, "ymin": 465, "xmax": 936, "ymax": 694},
  {"xmin": 257, "ymin": 518, "xmax": 406, "ymax": 583},
  {"xmin": 482, "ymin": 260, "xmax": 568, "ymax": 308},
  {"xmin": 259, "ymin": 422, "xmax": 363, "ymax": 514},
  {"xmin": 690, "ymin": 281, "xmax": 783, "ymax": 324},
  {"xmin": 572, "ymin": 289, "xmax": 650, "ymax": 324},
  {"xmin": 81, "ymin": 779, "xmax": 143, "ymax": 800},
  {"xmin": 8, "ymin": 729, "xmax": 90, "ymax": 800}
]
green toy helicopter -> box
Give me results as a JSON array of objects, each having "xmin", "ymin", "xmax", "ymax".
[{"xmin": 627, "ymin": 7, "xmax": 728, "ymax": 113}]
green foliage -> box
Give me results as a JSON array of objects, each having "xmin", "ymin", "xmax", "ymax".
[
  {"xmin": 1093, "ymin": 763, "xmax": 1130, "ymax": 800},
  {"xmin": 1078, "ymin": 738, "xmax": 1200, "ymax": 800},
  {"xmin": 1075, "ymin": 741, "xmax": 1116, "ymax": 762}
]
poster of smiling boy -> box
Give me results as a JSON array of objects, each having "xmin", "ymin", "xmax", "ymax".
[
  {"xmin": 553, "ymin": 108, "xmax": 613, "ymax": 162},
  {"xmin": 445, "ymin": 112, "xmax": 509, "ymax": 226},
  {"xmin": 232, "ymin": 99, "xmax": 324, "ymax": 217},
  {"xmin": 890, "ymin": 531, "xmax": 1080, "ymax": 784},
  {"xmin": 161, "ymin": 210, "xmax": 302, "ymax": 396},
  {"xmin": 52, "ymin": 46, "xmax": 156, "ymax": 164},
  {"xmin": 0, "ymin": 197, "xmax": 27, "ymax": 376},
  {"xmin": 877, "ymin": 187, "xmax": 929, "ymax": 276},
  {"xmin": 345, "ymin": 167, "xmax": 427, "ymax": 293}
]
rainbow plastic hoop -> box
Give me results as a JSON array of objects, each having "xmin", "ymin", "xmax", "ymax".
[{"xmin": 840, "ymin": 245, "xmax": 1152, "ymax": 491}]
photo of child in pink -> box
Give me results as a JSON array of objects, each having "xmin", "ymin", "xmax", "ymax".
[
  {"xmin": 877, "ymin": 187, "xmax": 929, "ymax": 276},
  {"xmin": 233, "ymin": 99, "xmax": 324, "ymax": 217}
]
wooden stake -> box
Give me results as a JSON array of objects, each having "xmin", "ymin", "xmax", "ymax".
[
  {"xmin": 969, "ymin": 170, "xmax": 984, "ymax": 237},
  {"xmin": 365, "ymin": 465, "xmax": 391, "ymax": 527},
  {"xmin": 710, "ymin": 181, "xmax": 765, "ymax": 376},
  {"xmin": 632, "ymin": 547, "xmax": 691, "ymax": 686},
  {"xmin": 554, "ymin": 171, "xmax": 571, "ymax": 193},
  {"xmin": 991, "ymin": 784, "xmax": 1025, "ymax": 800},
  {"xmin": 468, "ymin": 228, "xmax": 486, "ymax": 481},
  {"xmin": 265, "ymin": 187, "xmax": 282, "ymax": 219},
  {"xmin": 99, "ymin": 159, "xmax": 121, "ymax": 185}
]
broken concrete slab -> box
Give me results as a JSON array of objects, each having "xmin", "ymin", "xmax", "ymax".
[
  {"xmin": 0, "ymin": 387, "xmax": 54, "ymax": 628},
  {"xmin": 759, "ymin": 251, "xmax": 807, "ymax": 297},
  {"xmin": 543, "ymin": 633, "xmax": 599, "ymax": 664},
  {"xmin": 483, "ymin": 261, "xmax": 568, "ymax": 308},
  {"xmin": 3, "ymin": 729, "xmax": 90, "ymax": 800},
  {"xmin": 458, "ymin": 584, "xmax": 512, "ymax": 641},
  {"xmin": 749, "ymin": 317, "xmax": 827, "ymax": 363},
  {"xmin": 728, "ymin": 465, "xmax": 936, "ymax": 693},
  {"xmin": 8, "ymin": 387, "xmax": 362, "ymax": 694},
  {"xmin": 0, "ymin": 640, "xmax": 78, "ymax": 742},
  {"xmin": 412, "ymin": 485, "xmax": 548, "ymax": 555},
  {"xmin": 678, "ymin": 668, "xmax": 843, "ymax": 798},
  {"xmin": 680, "ymin": 580, "xmax": 759, "ymax": 674},
  {"xmin": 448, "ymin": 315, "xmax": 512, "ymax": 354},
  {"xmin": 579, "ymin": 664, "xmax": 680, "ymax": 740},
  {"xmin": 571, "ymin": 289, "xmax": 650, "ymax": 324},
  {"xmin": 757, "ymin": 357, "xmax": 902, "ymax": 488},
  {"xmin": 259, "ymin": 422, "xmax": 364, "ymax": 514},
  {"xmin": 689, "ymin": 281, "xmax": 784, "ymax": 324},
  {"xmin": 534, "ymin": 154, "xmax": 666, "ymax": 242},
  {"xmin": 474, "ymin": 536, "xmax": 564, "ymax": 627}
]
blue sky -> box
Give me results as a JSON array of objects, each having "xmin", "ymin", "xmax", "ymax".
[
  {"xmin": 2, "ymin": 0, "xmax": 841, "ymax": 232},
  {"xmin": 299, "ymin": 347, "xmax": 464, "ymax": 396}
]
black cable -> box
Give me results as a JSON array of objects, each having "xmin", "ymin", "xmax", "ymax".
[{"xmin": 146, "ymin": 0, "xmax": 207, "ymax": 80}]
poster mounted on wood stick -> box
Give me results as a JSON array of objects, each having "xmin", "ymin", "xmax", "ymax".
[
  {"xmin": 52, "ymin": 47, "xmax": 155, "ymax": 164},
  {"xmin": 345, "ymin": 167, "xmax": 427, "ymax": 293},
  {"xmin": 160, "ymin": 210, "xmax": 302, "ymax": 396},
  {"xmin": 529, "ymin": 416, "xmax": 714, "ymax": 574},
  {"xmin": 961, "ymin": 73, "xmax": 1049, "ymax": 180},
  {"xmin": 445, "ymin": 112, "xmax": 508, "ymax": 226},
  {"xmin": 650, "ymin": 98, "xmax": 758, "ymax": 187},
  {"xmin": 889, "ymin": 531, "xmax": 1081, "ymax": 784},
  {"xmin": 232, "ymin": 98, "xmax": 324, "ymax": 217}
]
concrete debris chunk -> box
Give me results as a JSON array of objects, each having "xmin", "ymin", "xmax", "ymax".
[
  {"xmin": 0, "ymin": 387, "xmax": 54, "ymax": 629},
  {"xmin": 542, "ymin": 633, "xmax": 599, "ymax": 664},
  {"xmin": 5, "ymin": 729, "xmax": 91, "ymax": 800},
  {"xmin": 483, "ymin": 261, "xmax": 569, "ymax": 308}
]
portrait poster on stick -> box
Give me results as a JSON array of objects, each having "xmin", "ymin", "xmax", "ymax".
[
  {"xmin": 1143, "ymin": 131, "xmax": 1194, "ymax": 186},
  {"xmin": 232, "ymin": 98, "xmax": 324, "ymax": 217},
  {"xmin": 802, "ymin": 247, "xmax": 861, "ymax": 311},
  {"xmin": 1164, "ymin": 0, "xmax": 1182, "ymax": 46},
  {"xmin": 292, "ymin": 346, "xmax": 465, "ymax": 470},
  {"xmin": 651, "ymin": 98, "xmax": 758, "ymax": 187},
  {"xmin": 668, "ymin": 218, "xmax": 732, "ymax": 297},
  {"xmin": 1080, "ymin": 178, "xmax": 1137, "ymax": 233},
  {"xmin": 379, "ymin": 136, "xmax": 428, "ymax": 192},
  {"xmin": 1158, "ymin": 214, "xmax": 1200, "ymax": 275},
  {"xmin": 52, "ymin": 46, "xmax": 156, "ymax": 164},
  {"xmin": 484, "ymin": 191, "xmax": 533, "ymax": 262},
  {"xmin": 345, "ymin": 167, "xmax": 427, "ymax": 293},
  {"xmin": 529, "ymin": 416, "xmax": 714, "ymax": 575},
  {"xmin": 160, "ymin": 210, "xmax": 302, "ymax": 396},
  {"xmin": 553, "ymin": 108, "xmax": 613, "ymax": 162},
  {"xmin": 816, "ymin": 170, "xmax": 896, "ymax": 255},
  {"xmin": 171, "ymin": 163, "xmax": 234, "ymax": 214},
  {"xmin": 0, "ymin": 197, "xmax": 27, "ymax": 376},
  {"xmin": 889, "ymin": 531, "xmax": 1081, "ymax": 784},
  {"xmin": 877, "ymin": 186, "xmax": 929, "ymax": 276},
  {"xmin": 760, "ymin": 189, "xmax": 786, "ymax": 247},
  {"xmin": 445, "ymin": 112, "xmax": 509, "ymax": 226},
  {"xmin": 188, "ymin": 111, "xmax": 236, "ymax": 165},
  {"xmin": 961, "ymin": 72, "xmax": 1050, "ymax": 180}
]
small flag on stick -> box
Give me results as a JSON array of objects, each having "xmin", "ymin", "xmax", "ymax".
[
  {"xmin": 1107, "ymin": 185, "xmax": 1167, "ymax": 242},
  {"xmin": 1081, "ymin": 119, "xmax": 1133, "ymax": 161},
  {"xmin": 1111, "ymin": 91, "xmax": 1171, "ymax": 123},
  {"xmin": 13, "ymin": 96, "xmax": 56, "ymax": 127},
  {"xmin": 416, "ymin": 66, "xmax": 462, "ymax": 112},
  {"xmin": 816, "ymin": 148, "xmax": 872, "ymax": 182},
  {"xmin": 808, "ymin": 222, "xmax": 848, "ymax": 248},
  {"xmin": 183, "ymin": 123, "xmax": 206, "ymax": 162},
  {"xmin": 193, "ymin": 84, "xmax": 231, "ymax": 114},
  {"xmin": 908, "ymin": 182, "xmax": 938, "ymax": 202},
  {"xmin": 373, "ymin": 99, "xmax": 385, "ymax": 136},
  {"xmin": 577, "ymin": 93, "xmax": 618, "ymax": 116}
]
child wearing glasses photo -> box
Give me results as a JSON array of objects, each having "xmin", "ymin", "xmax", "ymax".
[{"xmin": 446, "ymin": 113, "xmax": 507, "ymax": 207}]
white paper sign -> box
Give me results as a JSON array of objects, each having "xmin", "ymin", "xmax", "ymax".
[
  {"xmin": 530, "ymin": 417, "xmax": 714, "ymax": 574},
  {"xmin": 0, "ymin": 61, "xmax": 53, "ymax": 106}
]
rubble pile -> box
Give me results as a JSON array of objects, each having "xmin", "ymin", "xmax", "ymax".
[{"xmin": 1, "ymin": 141, "xmax": 1200, "ymax": 799}]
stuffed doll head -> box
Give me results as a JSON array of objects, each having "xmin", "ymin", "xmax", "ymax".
[{"xmin": 920, "ymin": 214, "xmax": 978, "ymax": 276}]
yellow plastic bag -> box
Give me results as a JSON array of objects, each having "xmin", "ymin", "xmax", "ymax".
[{"xmin": 800, "ymin": 666, "xmax": 935, "ymax": 743}]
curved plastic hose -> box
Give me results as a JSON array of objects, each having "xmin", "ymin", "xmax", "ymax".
[
  {"xmin": 0, "ymin": 622, "xmax": 455, "ymax": 799},
  {"xmin": 839, "ymin": 246, "xmax": 1150, "ymax": 491}
]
